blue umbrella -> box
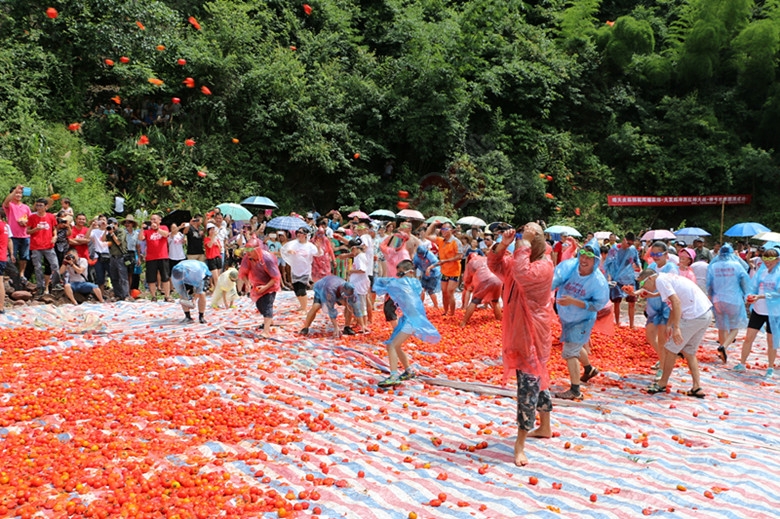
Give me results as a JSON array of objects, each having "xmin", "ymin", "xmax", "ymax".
[
  {"xmin": 724, "ymin": 222, "xmax": 770, "ymax": 237},
  {"xmin": 267, "ymin": 215, "xmax": 307, "ymax": 231},
  {"xmin": 675, "ymin": 227, "xmax": 711, "ymax": 237},
  {"xmin": 545, "ymin": 225, "xmax": 581, "ymax": 237},
  {"xmin": 216, "ymin": 203, "xmax": 253, "ymax": 221},
  {"xmin": 241, "ymin": 196, "xmax": 278, "ymax": 209}
]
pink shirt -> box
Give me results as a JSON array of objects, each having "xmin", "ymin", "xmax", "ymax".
[{"xmin": 4, "ymin": 200, "xmax": 31, "ymax": 238}]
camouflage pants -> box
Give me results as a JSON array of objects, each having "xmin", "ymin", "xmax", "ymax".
[{"xmin": 516, "ymin": 370, "xmax": 553, "ymax": 431}]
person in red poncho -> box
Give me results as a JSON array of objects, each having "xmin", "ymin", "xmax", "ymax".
[{"xmin": 487, "ymin": 222, "xmax": 554, "ymax": 467}]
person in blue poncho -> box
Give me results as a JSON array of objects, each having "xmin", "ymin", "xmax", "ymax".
[
  {"xmin": 373, "ymin": 259, "xmax": 441, "ymax": 388},
  {"xmin": 734, "ymin": 247, "xmax": 780, "ymax": 377},
  {"xmin": 171, "ymin": 259, "xmax": 212, "ymax": 324},
  {"xmin": 707, "ymin": 243, "xmax": 750, "ymax": 364},
  {"xmin": 299, "ymin": 275, "xmax": 358, "ymax": 339},
  {"xmin": 604, "ymin": 232, "xmax": 640, "ymax": 327},
  {"xmin": 641, "ymin": 241, "xmax": 680, "ymax": 379},
  {"xmin": 413, "ymin": 244, "xmax": 441, "ymax": 310},
  {"xmin": 551, "ymin": 240, "xmax": 609, "ymax": 400}
]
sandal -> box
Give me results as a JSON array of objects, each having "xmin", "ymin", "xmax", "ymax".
[
  {"xmin": 646, "ymin": 383, "xmax": 667, "ymax": 394},
  {"xmin": 686, "ymin": 387, "xmax": 705, "ymax": 399}
]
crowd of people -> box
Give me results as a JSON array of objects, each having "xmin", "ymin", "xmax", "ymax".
[{"xmin": 3, "ymin": 185, "xmax": 779, "ymax": 466}]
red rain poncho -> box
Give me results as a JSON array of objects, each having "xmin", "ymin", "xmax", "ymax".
[
  {"xmin": 464, "ymin": 254, "xmax": 502, "ymax": 302},
  {"xmin": 311, "ymin": 233, "xmax": 336, "ymax": 282},
  {"xmin": 488, "ymin": 244, "xmax": 554, "ymax": 389}
]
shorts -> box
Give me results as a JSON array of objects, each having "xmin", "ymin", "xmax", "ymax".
[
  {"xmin": 611, "ymin": 294, "xmax": 637, "ymax": 303},
  {"xmin": 0, "ymin": 261, "xmax": 6, "ymax": 276},
  {"xmin": 393, "ymin": 320, "xmax": 415, "ymax": 336},
  {"xmin": 292, "ymin": 281, "xmax": 308, "ymax": 297},
  {"xmin": 187, "ymin": 254, "xmax": 206, "ymax": 262},
  {"xmin": 11, "ymin": 237, "xmax": 30, "ymax": 261},
  {"xmin": 383, "ymin": 296, "xmax": 398, "ymax": 322},
  {"xmin": 420, "ymin": 275, "xmax": 440, "ymax": 295},
  {"xmin": 352, "ymin": 294, "xmax": 367, "ymax": 318},
  {"xmin": 146, "ymin": 259, "xmax": 170, "ymax": 283},
  {"xmin": 515, "ymin": 370, "xmax": 553, "ymax": 431},
  {"xmin": 255, "ymin": 292, "xmax": 276, "ymax": 318},
  {"xmin": 562, "ymin": 342, "xmax": 586, "ymax": 359},
  {"xmin": 184, "ymin": 279, "xmax": 207, "ymax": 295},
  {"xmin": 441, "ymin": 275, "xmax": 458, "ymax": 283},
  {"xmin": 664, "ymin": 310, "xmax": 712, "ymax": 356},
  {"xmin": 747, "ymin": 310, "xmax": 773, "ymax": 334},
  {"xmin": 70, "ymin": 281, "xmax": 98, "ymax": 294},
  {"xmin": 369, "ymin": 275, "xmax": 374, "ymax": 289},
  {"xmin": 169, "ymin": 258, "xmax": 183, "ymax": 270},
  {"xmin": 206, "ymin": 256, "xmax": 223, "ymax": 271}
]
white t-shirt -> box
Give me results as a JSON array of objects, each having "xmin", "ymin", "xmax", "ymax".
[
  {"xmin": 690, "ymin": 261, "xmax": 709, "ymax": 292},
  {"xmin": 66, "ymin": 257, "xmax": 88, "ymax": 283},
  {"xmin": 350, "ymin": 252, "xmax": 370, "ymax": 295},
  {"xmin": 656, "ymin": 273, "xmax": 712, "ymax": 320},
  {"xmin": 168, "ymin": 232, "xmax": 186, "ymax": 260},
  {"xmin": 91, "ymin": 229, "xmax": 109, "ymax": 254},
  {"xmin": 281, "ymin": 239, "xmax": 321, "ymax": 278},
  {"xmin": 359, "ymin": 233, "xmax": 374, "ymax": 277}
]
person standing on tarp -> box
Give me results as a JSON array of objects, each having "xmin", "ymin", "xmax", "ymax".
[{"xmin": 487, "ymin": 223, "xmax": 554, "ymax": 467}]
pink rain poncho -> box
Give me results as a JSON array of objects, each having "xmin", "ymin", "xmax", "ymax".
[
  {"xmin": 463, "ymin": 253, "xmax": 502, "ymax": 303},
  {"xmin": 487, "ymin": 244, "xmax": 554, "ymax": 389},
  {"xmin": 380, "ymin": 235, "xmax": 410, "ymax": 278}
]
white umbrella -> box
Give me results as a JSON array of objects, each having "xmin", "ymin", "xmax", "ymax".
[
  {"xmin": 641, "ymin": 229, "xmax": 676, "ymax": 241},
  {"xmin": 396, "ymin": 209, "xmax": 424, "ymax": 221},
  {"xmin": 594, "ymin": 231, "xmax": 612, "ymax": 240},
  {"xmin": 456, "ymin": 216, "xmax": 487, "ymax": 227},
  {"xmin": 753, "ymin": 231, "xmax": 780, "ymax": 242}
]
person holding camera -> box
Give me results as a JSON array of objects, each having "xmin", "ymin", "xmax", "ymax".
[
  {"xmin": 60, "ymin": 248, "xmax": 104, "ymax": 304},
  {"xmin": 104, "ymin": 217, "xmax": 130, "ymax": 301}
]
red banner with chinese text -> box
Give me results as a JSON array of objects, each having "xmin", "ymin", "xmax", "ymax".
[{"xmin": 607, "ymin": 195, "xmax": 752, "ymax": 206}]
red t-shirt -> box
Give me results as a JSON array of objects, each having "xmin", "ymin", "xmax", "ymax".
[
  {"xmin": 0, "ymin": 223, "xmax": 9, "ymax": 262},
  {"xmin": 27, "ymin": 213, "xmax": 57, "ymax": 251},
  {"xmin": 144, "ymin": 226, "xmax": 170, "ymax": 260},
  {"xmin": 204, "ymin": 236, "xmax": 221, "ymax": 260},
  {"xmin": 70, "ymin": 226, "xmax": 90, "ymax": 259}
]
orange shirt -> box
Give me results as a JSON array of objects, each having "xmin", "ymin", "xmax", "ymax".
[{"xmin": 436, "ymin": 236, "xmax": 462, "ymax": 277}]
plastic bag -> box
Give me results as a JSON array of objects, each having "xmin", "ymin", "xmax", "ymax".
[
  {"xmin": 706, "ymin": 244, "xmax": 750, "ymax": 330},
  {"xmin": 373, "ymin": 276, "xmax": 441, "ymax": 344}
]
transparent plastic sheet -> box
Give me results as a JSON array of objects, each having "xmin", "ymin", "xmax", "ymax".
[
  {"xmin": 645, "ymin": 261, "xmax": 679, "ymax": 323},
  {"xmin": 706, "ymin": 244, "xmax": 750, "ymax": 330},
  {"xmin": 372, "ymin": 276, "xmax": 441, "ymax": 344},
  {"xmin": 750, "ymin": 263, "xmax": 780, "ymax": 350},
  {"xmin": 413, "ymin": 245, "xmax": 441, "ymax": 293},
  {"xmin": 171, "ymin": 260, "xmax": 211, "ymax": 298},
  {"xmin": 604, "ymin": 243, "xmax": 640, "ymax": 298},
  {"xmin": 32, "ymin": 305, "xmax": 106, "ymax": 333},
  {"xmin": 313, "ymin": 275, "xmax": 356, "ymax": 319}
]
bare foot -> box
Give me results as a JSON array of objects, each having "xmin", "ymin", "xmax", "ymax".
[
  {"xmin": 528, "ymin": 427, "xmax": 551, "ymax": 439},
  {"xmin": 459, "ymin": 321, "xmax": 467, "ymax": 328},
  {"xmin": 514, "ymin": 444, "xmax": 528, "ymax": 466}
]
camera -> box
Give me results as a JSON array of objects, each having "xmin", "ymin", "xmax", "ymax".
[
  {"xmin": 58, "ymin": 218, "xmax": 68, "ymax": 224},
  {"xmin": 64, "ymin": 254, "xmax": 75, "ymax": 263},
  {"xmin": 106, "ymin": 224, "xmax": 115, "ymax": 232}
]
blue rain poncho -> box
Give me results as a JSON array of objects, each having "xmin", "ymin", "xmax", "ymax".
[
  {"xmin": 710, "ymin": 242, "xmax": 750, "ymax": 272},
  {"xmin": 604, "ymin": 243, "xmax": 640, "ymax": 298},
  {"xmin": 749, "ymin": 263, "xmax": 780, "ymax": 350},
  {"xmin": 413, "ymin": 245, "xmax": 441, "ymax": 294},
  {"xmin": 171, "ymin": 260, "xmax": 212, "ymax": 298},
  {"xmin": 551, "ymin": 239, "xmax": 609, "ymax": 345},
  {"xmin": 645, "ymin": 260, "xmax": 679, "ymax": 325},
  {"xmin": 312, "ymin": 275, "xmax": 357, "ymax": 319},
  {"xmin": 373, "ymin": 276, "xmax": 441, "ymax": 344},
  {"xmin": 706, "ymin": 244, "xmax": 750, "ymax": 330}
]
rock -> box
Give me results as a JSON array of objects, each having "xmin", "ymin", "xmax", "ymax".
[{"xmin": 10, "ymin": 290, "xmax": 33, "ymax": 301}]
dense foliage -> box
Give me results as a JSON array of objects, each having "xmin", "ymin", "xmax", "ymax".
[{"xmin": 2, "ymin": 0, "xmax": 780, "ymax": 235}]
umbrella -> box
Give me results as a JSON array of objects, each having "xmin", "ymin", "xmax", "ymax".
[
  {"xmin": 724, "ymin": 222, "xmax": 770, "ymax": 237},
  {"xmin": 161, "ymin": 209, "xmax": 191, "ymax": 228},
  {"xmin": 545, "ymin": 225, "xmax": 582, "ymax": 237},
  {"xmin": 753, "ymin": 231, "xmax": 780, "ymax": 242},
  {"xmin": 216, "ymin": 203, "xmax": 253, "ymax": 221},
  {"xmin": 487, "ymin": 222, "xmax": 513, "ymax": 233},
  {"xmin": 641, "ymin": 229, "xmax": 677, "ymax": 241},
  {"xmin": 266, "ymin": 215, "xmax": 307, "ymax": 231},
  {"xmin": 396, "ymin": 209, "xmax": 424, "ymax": 221},
  {"xmin": 369, "ymin": 209, "xmax": 396, "ymax": 220},
  {"xmin": 594, "ymin": 231, "xmax": 612, "ymax": 240},
  {"xmin": 457, "ymin": 216, "xmax": 487, "ymax": 227},
  {"xmin": 240, "ymin": 196, "xmax": 278, "ymax": 209},
  {"xmin": 675, "ymin": 227, "xmax": 711, "ymax": 237},
  {"xmin": 425, "ymin": 215, "xmax": 453, "ymax": 225},
  {"xmin": 348, "ymin": 211, "xmax": 370, "ymax": 220}
]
